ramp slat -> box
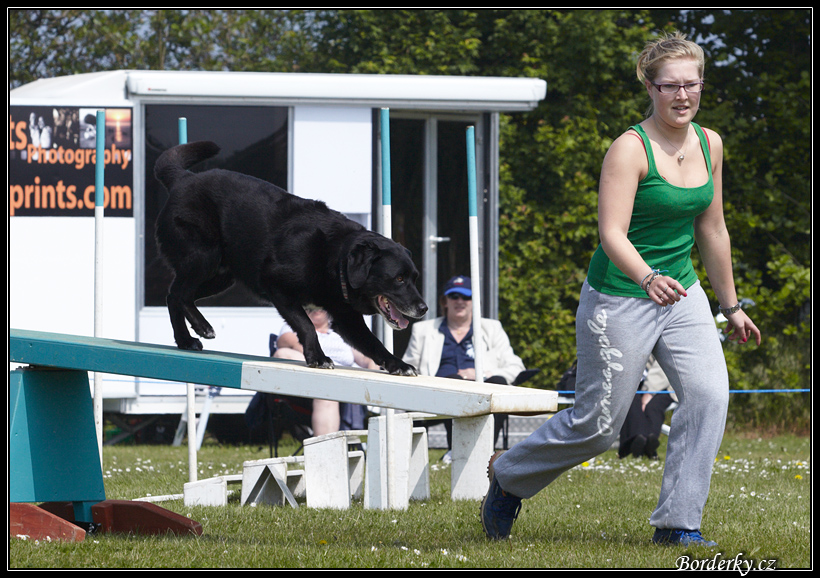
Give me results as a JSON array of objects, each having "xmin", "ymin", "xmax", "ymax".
[{"xmin": 10, "ymin": 329, "xmax": 253, "ymax": 388}]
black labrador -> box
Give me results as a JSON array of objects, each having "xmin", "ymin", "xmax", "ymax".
[{"xmin": 154, "ymin": 141, "xmax": 427, "ymax": 375}]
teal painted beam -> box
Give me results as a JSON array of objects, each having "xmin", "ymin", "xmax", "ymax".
[{"xmin": 9, "ymin": 329, "xmax": 268, "ymax": 389}]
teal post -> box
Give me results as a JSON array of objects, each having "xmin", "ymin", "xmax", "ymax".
[
  {"xmin": 466, "ymin": 126, "xmax": 477, "ymax": 217},
  {"xmin": 94, "ymin": 110, "xmax": 105, "ymax": 207},
  {"xmin": 179, "ymin": 117, "xmax": 187, "ymax": 144},
  {"xmin": 380, "ymin": 108, "xmax": 391, "ymax": 206},
  {"xmin": 95, "ymin": 111, "xmax": 105, "ymax": 208}
]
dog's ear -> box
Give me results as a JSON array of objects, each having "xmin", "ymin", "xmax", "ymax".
[{"xmin": 346, "ymin": 239, "xmax": 380, "ymax": 289}]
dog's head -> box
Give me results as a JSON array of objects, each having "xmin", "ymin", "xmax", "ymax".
[{"xmin": 343, "ymin": 234, "xmax": 428, "ymax": 329}]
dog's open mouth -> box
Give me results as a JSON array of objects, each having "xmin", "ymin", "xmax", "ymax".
[{"xmin": 376, "ymin": 295, "xmax": 411, "ymax": 330}]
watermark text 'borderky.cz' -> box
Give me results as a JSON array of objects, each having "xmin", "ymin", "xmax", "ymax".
[{"xmin": 676, "ymin": 552, "xmax": 777, "ymax": 574}]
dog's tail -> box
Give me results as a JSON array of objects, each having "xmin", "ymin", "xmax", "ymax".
[{"xmin": 154, "ymin": 141, "xmax": 221, "ymax": 191}]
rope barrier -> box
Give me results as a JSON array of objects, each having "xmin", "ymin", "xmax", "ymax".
[{"xmin": 556, "ymin": 389, "xmax": 809, "ymax": 395}]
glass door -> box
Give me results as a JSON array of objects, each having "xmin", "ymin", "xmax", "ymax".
[{"xmin": 376, "ymin": 113, "xmax": 488, "ymax": 357}]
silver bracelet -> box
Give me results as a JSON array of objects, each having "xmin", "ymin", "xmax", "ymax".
[
  {"xmin": 719, "ymin": 303, "xmax": 742, "ymax": 316},
  {"xmin": 642, "ymin": 269, "xmax": 666, "ymax": 296}
]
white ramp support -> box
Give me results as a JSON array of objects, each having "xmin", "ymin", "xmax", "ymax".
[
  {"xmin": 409, "ymin": 425, "xmax": 431, "ymax": 501},
  {"xmin": 365, "ymin": 413, "xmax": 430, "ymax": 509},
  {"xmin": 451, "ymin": 414, "xmax": 494, "ymax": 500},
  {"xmin": 303, "ymin": 430, "xmax": 367, "ymax": 509},
  {"xmin": 364, "ymin": 416, "xmax": 388, "ymax": 509},
  {"xmin": 241, "ymin": 456, "xmax": 305, "ymax": 508},
  {"xmin": 365, "ymin": 415, "xmax": 409, "ymax": 510}
]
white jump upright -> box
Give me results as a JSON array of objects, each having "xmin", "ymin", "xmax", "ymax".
[
  {"xmin": 177, "ymin": 116, "xmax": 199, "ymax": 485},
  {"xmin": 235, "ymin": 432, "xmax": 369, "ymax": 511},
  {"xmin": 93, "ymin": 110, "xmax": 105, "ymax": 463},
  {"xmin": 457, "ymin": 125, "xmax": 495, "ymax": 500},
  {"xmin": 465, "ymin": 125, "xmax": 484, "ymax": 384},
  {"xmin": 378, "ymin": 107, "xmax": 403, "ymax": 510}
]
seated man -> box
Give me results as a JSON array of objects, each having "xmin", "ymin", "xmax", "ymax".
[
  {"xmin": 401, "ymin": 276, "xmax": 525, "ymax": 452},
  {"xmin": 274, "ymin": 306, "xmax": 379, "ymax": 436}
]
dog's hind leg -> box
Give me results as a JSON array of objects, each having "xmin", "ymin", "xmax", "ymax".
[
  {"xmin": 166, "ymin": 288, "xmax": 204, "ymax": 350},
  {"xmin": 184, "ymin": 270, "xmax": 235, "ymax": 338},
  {"xmin": 166, "ymin": 267, "xmax": 231, "ymax": 350}
]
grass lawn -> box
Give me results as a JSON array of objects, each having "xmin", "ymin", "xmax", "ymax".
[{"xmin": 9, "ymin": 430, "xmax": 810, "ymax": 569}]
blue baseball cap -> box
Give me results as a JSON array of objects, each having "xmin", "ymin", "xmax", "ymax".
[{"xmin": 443, "ymin": 275, "xmax": 472, "ymax": 297}]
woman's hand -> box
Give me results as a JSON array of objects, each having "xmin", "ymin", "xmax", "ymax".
[
  {"xmin": 723, "ymin": 310, "xmax": 762, "ymax": 346},
  {"xmin": 645, "ymin": 275, "xmax": 688, "ymax": 307}
]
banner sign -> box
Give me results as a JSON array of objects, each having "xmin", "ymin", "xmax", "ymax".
[{"xmin": 9, "ymin": 106, "xmax": 133, "ymax": 217}]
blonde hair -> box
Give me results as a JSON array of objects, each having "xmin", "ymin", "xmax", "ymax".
[{"xmin": 636, "ymin": 30, "xmax": 705, "ymax": 84}]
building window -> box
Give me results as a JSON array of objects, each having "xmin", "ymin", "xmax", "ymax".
[{"xmin": 143, "ymin": 104, "xmax": 288, "ymax": 307}]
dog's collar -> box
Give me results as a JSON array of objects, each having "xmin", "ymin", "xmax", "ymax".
[{"xmin": 339, "ymin": 259, "xmax": 350, "ymax": 303}]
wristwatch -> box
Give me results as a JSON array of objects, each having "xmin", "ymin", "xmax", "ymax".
[{"xmin": 719, "ymin": 303, "xmax": 743, "ymax": 316}]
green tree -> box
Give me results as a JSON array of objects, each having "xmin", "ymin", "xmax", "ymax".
[
  {"xmin": 9, "ymin": 9, "xmax": 809, "ymax": 428},
  {"xmin": 8, "ymin": 9, "xmax": 314, "ymax": 88},
  {"xmin": 671, "ymin": 10, "xmax": 811, "ymax": 428},
  {"xmin": 304, "ymin": 10, "xmax": 482, "ymax": 75},
  {"xmin": 306, "ymin": 9, "xmax": 811, "ymax": 426},
  {"xmin": 479, "ymin": 10, "xmax": 655, "ymax": 376}
]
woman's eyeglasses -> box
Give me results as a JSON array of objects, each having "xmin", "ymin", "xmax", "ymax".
[
  {"xmin": 446, "ymin": 293, "xmax": 471, "ymax": 301},
  {"xmin": 652, "ymin": 82, "xmax": 704, "ymax": 94}
]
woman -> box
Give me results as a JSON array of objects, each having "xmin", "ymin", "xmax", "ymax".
[
  {"xmin": 402, "ymin": 275, "xmax": 526, "ymax": 450},
  {"xmin": 480, "ymin": 31, "xmax": 760, "ymax": 547},
  {"xmin": 275, "ymin": 306, "xmax": 378, "ymax": 435}
]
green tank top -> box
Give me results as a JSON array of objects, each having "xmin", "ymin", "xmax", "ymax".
[{"xmin": 587, "ymin": 122, "xmax": 714, "ymax": 298}]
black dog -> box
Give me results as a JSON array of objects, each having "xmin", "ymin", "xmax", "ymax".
[{"xmin": 154, "ymin": 141, "xmax": 427, "ymax": 375}]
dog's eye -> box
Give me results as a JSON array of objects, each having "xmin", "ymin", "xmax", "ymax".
[{"xmin": 396, "ymin": 275, "xmax": 404, "ymax": 283}]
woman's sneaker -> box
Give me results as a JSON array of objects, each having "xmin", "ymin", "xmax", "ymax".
[
  {"xmin": 480, "ymin": 452, "xmax": 522, "ymax": 540},
  {"xmin": 652, "ymin": 529, "xmax": 718, "ymax": 547}
]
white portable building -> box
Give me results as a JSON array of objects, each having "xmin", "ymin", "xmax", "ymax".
[{"xmin": 9, "ymin": 70, "xmax": 546, "ymax": 440}]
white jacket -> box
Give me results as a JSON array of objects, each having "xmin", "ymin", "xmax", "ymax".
[{"xmin": 401, "ymin": 317, "xmax": 525, "ymax": 385}]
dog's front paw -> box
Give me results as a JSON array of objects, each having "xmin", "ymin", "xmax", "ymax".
[
  {"xmin": 306, "ymin": 355, "xmax": 335, "ymax": 370},
  {"xmin": 383, "ymin": 358, "xmax": 418, "ymax": 376}
]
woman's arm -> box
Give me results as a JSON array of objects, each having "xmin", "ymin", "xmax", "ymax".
[
  {"xmin": 276, "ymin": 331, "xmax": 303, "ymax": 352},
  {"xmin": 598, "ymin": 131, "xmax": 687, "ymax": 304},
  {"xmin": 352, "ymin": 349, "xmax": 380, "ymax": 370},
  {"xmin": 694, "ymin": 129, "xmax": 761, "ymax": 344}
]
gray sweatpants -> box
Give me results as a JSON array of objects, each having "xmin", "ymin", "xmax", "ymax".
[{"xmin": 494, "ymin": 280, "xmax": 728, "ymax": 531}]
